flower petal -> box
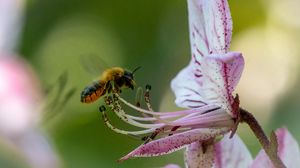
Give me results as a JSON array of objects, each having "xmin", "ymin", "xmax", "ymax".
[
  {"xmin": 214, "ymin": 134, "xmax": 253, "ymax": 168},
  {"xmin": 251, "ymin": 128, "xmax": 300, "ymax": 168},
  {"xmin": 171, "ymin": 63, "xmax": 208, "ymax": 109},
  {"xmin": 172, "ymin": 0, "xmax": 238, "ymax": 111},
  {"xmin": 185, "ymin": 141, "xmax": 215, "ymax": 168},
  {"xmin": 184, "ymin": 134, "xmax": 252, "ymax": 168},
  {"xmin": 163, "ymin": 164, "xmax": 181, "ymax": 168},
  {"xmin": 201, "ymin": 52, "xmax": 244, "ymax": 116},
  {"xmin": 171, "ymin": 52, "xmax": 244, "ymax": 116},
  {"xmin": 204, "ymin": 0, "xmax": 232, "ymax": 54},
  {"xmin": 119, "ymin": 127, "xmax": 230, "ymax": 162},
  {"xmin": 188, "ymin": 0, "xmax": 232, "ymax": 58}
]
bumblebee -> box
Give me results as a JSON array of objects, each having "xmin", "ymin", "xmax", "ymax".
[{"xmin": 80, "ymin": 67, "xmax": 140, "ymax": 103}]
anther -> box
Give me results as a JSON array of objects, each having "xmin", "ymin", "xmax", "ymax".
[
  {"xmin": 141, "ymin": 136, "xmax": 149, "ymax": 141},
  {"xmin": 113, "ymin": 94, "xmax": 118, "ymax": 101},
  {"xmin": 105, "ymin": 96, "xmax": 113, "ymax": 105},
  {"xmin": 145, "ymin": 84, "xmax": 152, "ymax": 90},
  {"xmin": 99, "ymin": 105, "xmax": 106, "ymax": 112}
]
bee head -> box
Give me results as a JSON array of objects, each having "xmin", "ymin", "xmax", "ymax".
[
  {"xmin": 124, "ymin": 70, "xmax": 134, "ymax": 80},
  {"xmin": 123, "ymin": 66, "xmax": 141, "ymax": 90}
]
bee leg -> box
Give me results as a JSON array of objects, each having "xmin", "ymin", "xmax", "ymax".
[
  {"xmin": 106, "ymin": 81, "xmax": 112, "ymax": 94},
  {"xmin": 111, "ymin": 81, "xmax": 121, "ymax": 94}
]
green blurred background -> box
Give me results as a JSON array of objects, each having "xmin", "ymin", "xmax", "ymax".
[{"xmin": 2, "ymin": 0, "xmax": 300, "ymax": 167}]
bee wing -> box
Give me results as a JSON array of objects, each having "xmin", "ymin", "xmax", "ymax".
[{"xmin": 80, "ymin": 54, "xmax": 112, "ymax": 76}]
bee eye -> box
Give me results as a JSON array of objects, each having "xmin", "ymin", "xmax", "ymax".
[{"xmin": 124, "ymin": 71, "xmax": 134, "ymax": 80}]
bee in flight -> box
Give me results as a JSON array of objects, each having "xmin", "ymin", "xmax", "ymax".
[{"xmin": 80, "ymin": 66, "xmax": 140, "ymax": 103}]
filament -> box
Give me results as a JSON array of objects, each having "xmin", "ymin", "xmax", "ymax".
[
  {"xmin": 99, "ymin": 86, "xmax": 232, "ymax": 143},
  {"xmin": 101, "ymin": 110, "xmax": 156, "ymax": 136}
]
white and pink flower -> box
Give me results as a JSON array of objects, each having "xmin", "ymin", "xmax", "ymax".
[
  {"xmin": 95, "ymin": 0, "xmax": 299, "ymax": 167},
  {"xmin": 100, "ymin": 0, "xmax": 244, "ymax": 163},
  {"xmin": 164, "ymin": 128, "xmax": 300, "ymax": 168}
]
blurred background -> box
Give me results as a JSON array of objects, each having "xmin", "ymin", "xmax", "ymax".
[{"xmin": 0, "ymin": 0, "xmax": 300, "ymax": 167}]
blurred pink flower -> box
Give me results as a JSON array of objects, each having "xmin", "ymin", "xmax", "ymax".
[
  {"xmin": 0, "ymin": 56, "xmax": 40, "ymax": 136},
  {"xmin": 0, "ymin": 56, "xmax": 60, "ymax": 168},
  {"xmin": 163, "ymin": 128, "xmax": 300, "ymax": 168},
  {"xmin": 251, "ymin": 128, "xmax": 300, "ymax": 168},
  {"xmin": 0, "ymin": 0, "xmax": 61, "ymax": 167}
]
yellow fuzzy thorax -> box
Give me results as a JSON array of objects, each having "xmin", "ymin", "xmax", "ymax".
[{"xmin": 100, "ymin": 67, "xmax": 125, "ymax": 81}]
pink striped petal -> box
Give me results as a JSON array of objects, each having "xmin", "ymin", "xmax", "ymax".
[
  {"xmin": 188, "ymin": 0, "xmax": 232, "ymax": 57},
  {"xmin": 201, "ymin": 52, "xmax": 244, "ymax": 116},
  {"xmin": 214, "ymin": 134, "xmax": 252, "ymax": 168},
  {"xmin": 171, "ymin": 0, "xmax": 241, "ymax": 115},
  {"xmin": 185, "ymin": 141, "xmax": 215, "ymax": 168},
  {"xmin": 204, "ymin": 0, "xmax": 232, "ymax": 54},
  {"xmin": 188, "ymin": 0, "xmax": 232, "ymax": 69},
  {"xmin": 171, "ymin": 64, "xmax": 208, "ymax": 109},
  {"xmin": 119, "ymin": 127, "xmax": 230, "ymax": 162},
  {"xmin": 183, "ymin": 134, "xmax": 252, "ymax": 168},
  {"xmin": 171, "ymin": 52, "xmax": 244, "ymax": 116},
  {"xmin": 251, "ymin": 128, "xmax": 300, "ymax": 168},
  {"xmin": 183, "ymin": 0, "xmax": 234, "ymax": 103}
]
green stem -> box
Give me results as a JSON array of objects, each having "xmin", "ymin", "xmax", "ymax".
[{"xmin": 239, "ymin": 108, "xmax": 286, "ymax": 168}]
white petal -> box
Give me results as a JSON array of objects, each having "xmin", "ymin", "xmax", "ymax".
[
  {"xmin": 172, "ymin": 52, "xmax": 244, "ymax": 116},
  {"xmin": 203, "ymin": 0, "xmax": 232, "ymax": 54},
  {"xmin": 201, "ymin": 52, "xmax": 244, "ymax": 116},
  {"xmin": 185, "ymin": 141, "xmax": 215, "ymax": 168},
  {"xmin": 171, "ymin": 63, "xmax": 208, "ymax": 109},
  {"xmin": 188, "ymin": 0, "xmax": 232, "ymax": 66},
  {"xmin": 213, "ymin": 134, "xmax": 253, "ymax": 168},
  {"xmin": 171, "ymin": 0, "xmax": 240, "ymax": 114},
  {"xmin": 251, "ymin": 128, "xmax": 300, "ymax": 168}
]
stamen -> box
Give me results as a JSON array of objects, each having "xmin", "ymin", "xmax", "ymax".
[
  {"xmin": 99, "ymin": 85, "xmax": 233, "ymax": 144},
  {"xmin": 175, "ymin": 107, "xmax": 225, "ymax": 122},
  {"xmin": 143, "ymin": 127, "xmax": 164, "ymax": 144},
  {"xmin": 99, "ymin": 105, "xmax": 157, "ymax": 136},
  {"xmin": 135, "ymin": 87, "xmax": 143, "ymax": 108},
  {"xmin": 108, "ymin": 98, "xmax": 164, "ymax": 129},
  {"xmin": 172, "ymin": 113, "xmax": 232, "ymax": 126},
  {"xmin": 116, "ymin": 93, "xmax": 209, "ymax": 116},
  {"xmin": 107, "ymin": 95, "xmax": 165, "ymax": 129},
  {"xmin": 135, "ymin": 86, "xmax": 152, "ymax": 119},
  {"xmin": 144, "ymin": 84, "xmax": 154, "ymax": 111}
]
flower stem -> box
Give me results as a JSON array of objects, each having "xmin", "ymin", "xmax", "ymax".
[{"xmin": 239, "ymin": 108, "xmax": 286, "ymax": 168}]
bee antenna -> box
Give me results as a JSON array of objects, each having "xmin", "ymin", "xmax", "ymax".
[{"xmin": 132, "ymin": 66, "xmax": 141, "ymax": 74}]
